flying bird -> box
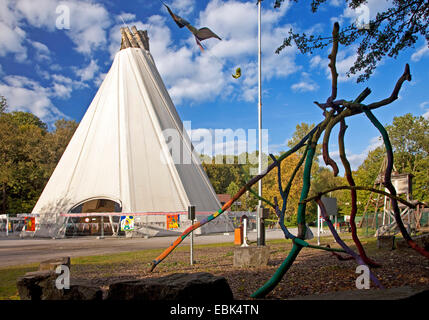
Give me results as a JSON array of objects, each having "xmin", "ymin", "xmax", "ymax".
[{"xmin": 163, "ymin": 3, "xmax": 222, "ymax": 51}]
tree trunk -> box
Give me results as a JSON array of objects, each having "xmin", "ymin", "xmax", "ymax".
[{"xmin": 1, "ymin": 183, "xmax": 7, "ymax": 215}]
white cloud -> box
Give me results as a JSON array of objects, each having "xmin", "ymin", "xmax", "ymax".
[
  {"xmin": 51, "ymin": 82, "xmax": 73, "ymax": 99},
  {"xmin": 0, "ymin": 0, "xmax": 27, "ymax": 61},
  {"xmin": 117, "ymin": 12, "xmax": 136, "ymax": 23},
  {"xmin": 329, "ymin": 0, "xmax": 342, "ymax": 7},
  {"xmin": 310, "ymin": 55, "xmax": 323, "ymax": 69},
  {"xmin": 335, "ymin": 46, "xmax": 359, "ymax": 82},
  {"xmin": 50, "ymin": 73, "xmax": 87, "ymax": 98},
  {"xmin": 318, "ymin": 135, "xmax": 383, "ymax": 171},
  {"xmin": 30, "ymin": 40, "xmax": 51, "ymax": 62},
  {"xmin": 420, "ymin": 101, "xmax": 429, "ymax": 109},
  {"xmin": 411, "ymin": 45, "xmax": 429, "ymax": 62},
  {"xmin": 9, "ymin": 0, "xmax": 112, "ymax": 57},
  {"xmin": 421, "ymin": 101, "xmax": 429, "ymax": 120},
  {"xmin": 291, "ymin": 72, "xmax": 319, "ymax": 92},
  {"xmin": 310, "ymin": 45, "xmax": 360, "ymax": 83},
  {"xmin": 94, "ymin": 72, "xmax": 107, "ymax": 87},
  {"xmin": 50, "ymin": 64, "xmax": 62, "ymax": 71},
  {"xmin": 74, "ymin": 59, "xmax": 99, "ymax": 82},
  {"xmin": 291, "ymin": 81, "xmax": 319, "ymax": 92},
  {"xmin": 0, "ymin": 75, "xmax": 65, "ymax": 121},
  {"xmin": 340, "ymin": 0, "xmax": 392, "ymax": 27},
  {"xmin": 171, "ymin": 0, "xmax": 196, "ymax": 16}
]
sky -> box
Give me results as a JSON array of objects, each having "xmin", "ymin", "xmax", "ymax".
[{"xmin": 1, "ymin": 0, "xmax": 428, "ymax": 173}]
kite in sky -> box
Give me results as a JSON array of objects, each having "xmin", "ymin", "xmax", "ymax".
[
  {"xmin": 163, "ymin": 3, "xmax": 222, "ymax": 51},
  {"xmin": 232, "ymin": 67, "xmax": 241, "ymax": 79}
]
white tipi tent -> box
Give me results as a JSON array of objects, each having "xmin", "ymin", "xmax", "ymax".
[{"xmin": 32, "ymin": 27, "xmax": 232, "ymax": 237}]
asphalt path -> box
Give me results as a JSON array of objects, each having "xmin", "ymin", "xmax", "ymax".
[{"xmin": 0, "ymin": 227, "xmax": 331, "ymax": 268}]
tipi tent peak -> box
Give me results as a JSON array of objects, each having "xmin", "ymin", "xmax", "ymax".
[{"xmin": 120, "ymin": 26, "xmax": 150, "ymax": 51}]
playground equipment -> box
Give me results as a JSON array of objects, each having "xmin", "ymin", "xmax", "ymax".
[
  {"xmin": 362, "ymin": 158, "xmax": 426, "ymax": 237},
  {"xmin": 376, "ymin": 173, "xmax": 415, "ymax": 236},
  {"xmin": 149, "ymin": 22, "xmax": 429, "ymax": 298}
]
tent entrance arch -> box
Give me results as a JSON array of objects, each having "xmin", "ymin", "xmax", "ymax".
[
  {"xmin": 69, "ymin": 198, "xmax": 122, "ymax": 214},
  {"xmin": 65, "ymin": 198, "xmax": 122, "ymax": 237}
]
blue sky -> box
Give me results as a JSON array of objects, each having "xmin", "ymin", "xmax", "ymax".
[{"xmin": 1, "ymin": 0, "xmax": 428, "ymax": 172}]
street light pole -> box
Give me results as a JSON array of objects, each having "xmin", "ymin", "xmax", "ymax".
[{"xmin": 257, "ymin": 0, "xmax": 265, "ymax": 246}]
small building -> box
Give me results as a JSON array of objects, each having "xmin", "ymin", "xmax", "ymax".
[{"xmin": 217, "ymin": 194, "xmax": 232, "ymax": 206}]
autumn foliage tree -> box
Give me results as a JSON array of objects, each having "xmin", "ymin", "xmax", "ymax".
[{"xmin": 0, "ymin": 98, "xmax": 78, "ymax": 215}]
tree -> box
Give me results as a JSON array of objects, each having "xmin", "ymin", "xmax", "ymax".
[
  {"xmin": 386, "ymin": 113, "xmax": 428, "ymax": 172},
  {"xmin": 386, "ymin": 113, "xmax": 429, "ymax": 202},
  {"xmin": 287, "ymin": 122, "xmax": 321, "ymax": 158},
  {"xmin": 353, "ymin": 113, "xmax": 429, "ymax": 208},
  {"xmin": 8, "ymin": 111, "xmax": 47, "ymax": 130},
  {"xmin": 0, "ymin": 98, "xmax": 78, "ymax": 214},
  {"xmin": 262, "ymin": 153, "xmax": 305, "ymax": 224},
  {"xmin": 353, "ymin": 146, "xmax": 385, "ymax": 213},
  {"xmin": 275, "ymin": 0, "xmax": 429, "ymax": 82},
  {"xmin": 46, "ymin": 119, "xmax": 78, "ymax": 167},
  {"xmin": 0, "ymin": 96, "xmax": 6, "ymax": 113},
  {"xmin": 0, "ymin": 111, "xmax": 50, "ymax": 214},
  {"xmin": 226, "ymin": 181, "xmax": 240, "ymax": 210},
  {"xmin": 202, "ymin": 155, "xmax": 246, "ymax": 194}
]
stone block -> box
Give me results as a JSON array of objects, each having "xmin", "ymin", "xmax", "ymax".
[
  {"xmin": 377, "ymin": 236, "xmax": 395, "ymax": 250},
  {"xmin": 17, "ymin": 270, "xmax": 102, "ymax": 300},
  {"xmin": 233, "ymin": 246, "xmax": 270, "ymax": 267},
  {"xmin": 17, "ymin": 270, "xmax": 57, "ymax": 300},
  {"xmin": 106, "ymin": 272, "xmax": 233, "ymax": 300},
  {"xmin": 38, "ymin": 256, "xmax": 71, "ymax": 271}
]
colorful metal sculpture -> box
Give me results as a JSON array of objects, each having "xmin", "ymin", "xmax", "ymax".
[{"xmin": 149, "ymin": 22, "xmax": 429, "ymax": 298}]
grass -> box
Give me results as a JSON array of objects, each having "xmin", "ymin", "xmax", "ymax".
[{"xmin": 0, "ymin": 264, "xmax": 38, "ymax": 300}]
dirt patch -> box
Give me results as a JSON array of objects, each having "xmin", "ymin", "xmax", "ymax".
[{"xmin": 70, "ymin": 238, "xmax": 429, "ymax": 300}]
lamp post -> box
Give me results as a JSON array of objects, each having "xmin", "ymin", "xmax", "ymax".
[{"xmin": 257, "ymin": 0, "xmax": 265, "ymax": 246}]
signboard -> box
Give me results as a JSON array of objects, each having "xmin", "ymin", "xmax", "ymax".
[
  {"xmin": 321, "ymin": 196, "xmax": 338, "ymax": 216},
  {"xmin": 120, "ymin": 216, "xmax": 135, "ymax": 231},
  {"xmin": 166, "ymin": 214, "xmax": 180, "ymax": 230},
  {"xmin": 391, "ymin": 174, "xmax": 412, "ymax": 195},
  {"xmin": 188, "ymin": 206, "xmax": 195, "ymax": 220},
  {"xmin": 25, "ymin": 217, "xmax": 35, "ymax": 232}
]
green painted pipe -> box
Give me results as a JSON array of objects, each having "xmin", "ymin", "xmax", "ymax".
[
  {"xmin": 251, "ymin": 243, "xmax": 302, "ymax": 298},
  {"xmin": 251, "ymin": 147, "xmax": 316, "ymax": 298}
]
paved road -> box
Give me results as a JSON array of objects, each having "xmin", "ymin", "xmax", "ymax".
[{"xmin": 0, "ymin": 227, "xmax": 331, "ymax": 268}]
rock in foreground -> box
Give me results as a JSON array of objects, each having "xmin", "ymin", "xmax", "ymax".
[
  {"xmin": 106, "ymin": 272, "xmax": 234, "ymax": 300},
  {"xmin": 17, "ymin": 270, "xmax": 103, "ymax": 300}
]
